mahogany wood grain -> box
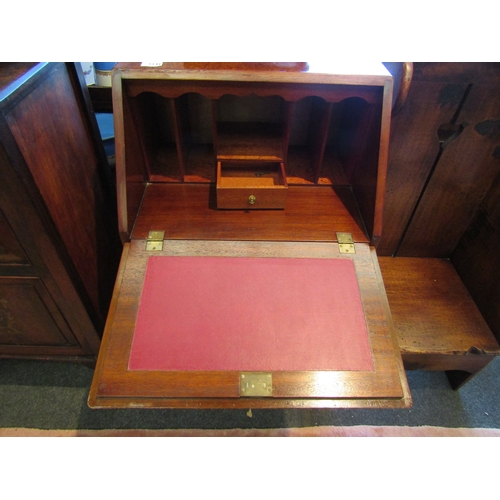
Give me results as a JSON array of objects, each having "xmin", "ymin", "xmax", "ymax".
[
  {"xmin": 338, "ymin": 95, "xmax": 386, "ymax": 244},
  {"xmin": 378, "ymin": 257, "xmax": 499, "ymax": 354},
  {"xmin": 89, "ymin": 241, "xmax": 410, "ymax": 409},
  {"xmin": 378, "ymin": 256, "xmax": 500, "ymax": 388},
  {"xmin": 216, "ymin": 123, "xmax": 286, "ymax": 161},
  {"xmin": 0, "ymin": 138, "xmax": 99, "ymax": 355},
  {"xmin": 90, "ymin": 63, "xmax": 412, "ymax": 408},
  {"xmin": 1, "ymin": 66, "xmax": 111, "ymax": 359},
  {"xmin": 114, "ymin": 65, "xmax": 391, "ymax": 246},
  {"xmin": 0, "ymin": 63, "xmax": 38, "ymax": 95},
  {"xmin": 0, "ymin": 63, "xmax": 122, "ymax": 363},
  {"xmin": 114, "ymin": 72, "xmax": 148, "ymax": 239},
  {"xmin": 216, "ymin": 161, "xmax": 288, "ymax": 209},
  {"xmin": 130, "ymin": 184, "xmax": 369, "ymax": 242},
  {"xmin": 115, "ymin": 62, "xmax": 392, "ymax": 87},
  {"xmin": 5, "ymin": 64, "xmax": 119, "ymax": 322}
]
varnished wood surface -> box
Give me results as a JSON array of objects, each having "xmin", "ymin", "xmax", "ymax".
[
  {"xmin": 115, "ymin": 62, "xmax": 392, "ymax": 87},
  {"xmin": 89, "ymin": 240, "xmax": 410, "ymax": 409},
  {"xmin": 378, "ymin": 79, "xmax": 469, "ymax": 256},
  {"xmin": 114, "ymin": 64, "xmax": 392, "ymax": 246},
  {"xmin": 0, "ymin": 63, "xmax": 41, "ymax": 101},
  {"xmin": 0, "ymin": 138, "xmax": 99, "ymax": 356},
  {"xmin": 93, "ymin": 63, "xmax": 413, "ymax": 407},
  {"xmin": 216, "ymin": 122, "xmax": 285, "ymax": 161},
  {"xmin": 216, "ymin": 161, "xmax": 288, "ymax": 209},
  {"xmin": 0, "ymin": 63, "xmax": 122, "ymax": 362},
  {"xmin": 379, "ymin": 257, "xmax": 500, "ymax": 355},
  {"xmin": 397, "ymin": 83, "xmax": 500, "ymax": 257},
  {"xmin": 130, "ymin": 183, "xmax": 369, "ymax": 242},
  {"xmin": 5, "ymin": 64, "xmax": 118, "ymax": 322}
]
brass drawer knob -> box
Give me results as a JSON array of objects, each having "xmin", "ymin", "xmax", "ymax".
[{"xmin": 248, "ymin": 195, "xmax": 256, "ymax": 205}]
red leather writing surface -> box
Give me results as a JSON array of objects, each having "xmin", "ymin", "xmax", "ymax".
[{"xmin": 129, "ymin": 256, "xmax": 374, "ymax": 371}]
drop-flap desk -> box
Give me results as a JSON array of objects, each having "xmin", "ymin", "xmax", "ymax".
[{"xmin": 88, "ymin": 63, "xmax": 411, "ymax": 409}]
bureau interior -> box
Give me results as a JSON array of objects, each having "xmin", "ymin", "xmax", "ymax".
[{"xmin": 119, "ymin": 82, "xmax": 385, "ymax": 243}]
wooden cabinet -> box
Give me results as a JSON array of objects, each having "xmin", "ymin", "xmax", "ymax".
[
  {"xmin": 0, "ymin": 63, "xmax": 121, "ymax": 363},
  {"xmin": 89, "ymin": 62, "xmax": 411, "ymax": 409}
]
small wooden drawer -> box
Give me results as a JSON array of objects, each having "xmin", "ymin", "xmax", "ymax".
[{"xmin": 216, "ymin": 161, "xmax": 288, "ymax": 209}]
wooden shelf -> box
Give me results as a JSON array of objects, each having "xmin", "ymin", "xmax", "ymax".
[
  {"xmin": 126, "ymin": 86, "xmax": 374, "ymax": 184},
  {"xmin": 379, "ymin": 257, "xmax": 500, "ymax": 388},
  {"xmin": 216, "ymin": 122, "xmax": 285, "ymax": 161}
]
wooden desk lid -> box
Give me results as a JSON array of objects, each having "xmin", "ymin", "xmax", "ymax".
[{"xmin": 89, "ymin": 240, "xmax": 410, "ymax": 409}]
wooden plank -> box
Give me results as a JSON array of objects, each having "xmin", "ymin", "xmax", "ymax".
[
  {"xmin": 378, "ymin": 80, "xmax": 468, "ymax": 255},
  {"xmin": 115, "ymin": 62, "xmax": 392, "ymax": 87},
  {"xmin": 113, "ymin": 71, "xmax": 148, "ymax": 239},
  {"xmin": 378, "ymin": 257, "xmax": 500, "ymax": 355},
  {"xmin": 398, "ymin": 83, "xmax": 500, "ymax": 257}
]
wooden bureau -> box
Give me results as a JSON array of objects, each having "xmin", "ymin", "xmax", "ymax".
[{"xmin": 88, "ymin": 62, "xmax": 412, "ymax": 409}]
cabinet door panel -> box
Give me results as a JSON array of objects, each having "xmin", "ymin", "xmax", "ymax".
[
  {"xmin": 0, "ymin": 277, "xmax": 79, "ymax": 347},
  {"xmin": 0, "ymin": 208, "xmax": 30, "ymax": 266},
  {"xmin": 4, "ymin": 63, "xmax": 110, "ymax": 320}
]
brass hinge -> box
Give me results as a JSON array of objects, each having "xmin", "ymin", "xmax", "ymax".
[
  {"xmin": 336, "ymin": 232, "xmax": 355, "ymax": 254},
  {"xmin": 240, "ymin": 372, "xmax": 273, "ymax": 397},
  {"xmin": 146, "ymin": 230, "xmax": 165, "ymax": 251}
]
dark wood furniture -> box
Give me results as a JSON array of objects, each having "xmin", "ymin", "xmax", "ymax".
[
  {"xmin": 89, "ymin": 62, "xmax": 411, "ymax": 409},
  {"xmin": 378, "ymin": 63, "xmax": 500, "ymax": 388},
  {"xmin": 0, "ymin": 63, "xmax": 121, "ymax": 364}
]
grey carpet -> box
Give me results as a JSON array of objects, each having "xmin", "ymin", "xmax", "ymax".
[{"xmin": 0, "ymin": 357, "xmax": 499, "ymax": 430}]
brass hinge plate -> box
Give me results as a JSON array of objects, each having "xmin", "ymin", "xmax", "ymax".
[
  {"xmin": 240, "ymin": 372, "xmax": 273, "ymax": 397},
  {"xmin": 336, "ymin": 232, "xmax": 355, "ymax": 254},
  {"xmin": 146, "ymin": 230, "xmax": 165, "ymax": 251}
]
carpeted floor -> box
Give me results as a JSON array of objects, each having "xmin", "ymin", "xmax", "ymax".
[
  {"xmin": 2, "ymin": 357, "xmax": 498, "ymax": 500},
  {"xmin": 1, "ymin": 356, "xmax": 500, "ymax": 433}
]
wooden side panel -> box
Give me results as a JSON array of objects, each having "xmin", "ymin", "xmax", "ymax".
[
  {"xmin": 4, "ymin": 64, "xmax": 117, "ymax": 322},
  {"xmin": 115, "ymin": 76, "xmax": 149, "ymax": 238},
  {"xmin": 378, "ymin": 80, "xmax": 468, "ymax": 255},
  {"xmin": 397, "ymin": 83, "xmax": 500, "ymax": 257},
  {"xmin": 0, "ymin": 137, "xmax": 100, "ymax": 355},
  {"xmin": 452, "ymin": 171, "xmax": 500, "ymax": 342}
]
